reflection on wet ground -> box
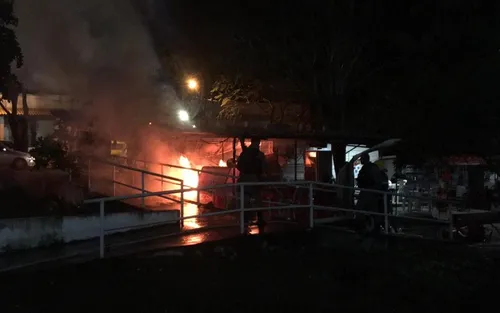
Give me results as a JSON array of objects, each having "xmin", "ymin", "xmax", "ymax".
[
  {"xmin": 182, "ymin": 203, "xmax": 202, "ymax": 229},
  {"xmin": 180, "ymin": 232, "xmax": 205, "ymax": 245},
  {"xmin": 0, "ymin": 221, "xmax": 298, "ymax": 272},
  {"xmin": 151, "ymin": 198, "xmax": 237, "ymax": 233},
  {"xmin": 0, "ymin": 192, "xmax": 294, "ymax": 272}
]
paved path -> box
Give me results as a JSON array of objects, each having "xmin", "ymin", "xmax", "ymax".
[{"xmin": 0, "ymin": 221, "xmax": 300, "ymax": 272}]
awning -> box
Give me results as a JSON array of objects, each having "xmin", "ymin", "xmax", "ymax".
[{"xmin": 0, "ymin": 108, "xmax": 54, "ymax": 116}]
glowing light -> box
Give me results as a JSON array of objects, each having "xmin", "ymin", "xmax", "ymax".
[
  {"xmin": 178, "ymin": 110, "xmax": 189, "ymax": 122},
  {"xmin": 308, "ymin": 151, "xmax": 317, "ymax": 158},
  {"xmin": 148, "ymin": 122, "xmax": 152, "ymax": 125},
  {"xmin": 178, "ymin": 155, "xmax": 201, "ymax": 230},
  {"xmin": 219, "ymin": 159, "xmax": 227, "ymax": 167},
  {"xmin": 179, "ymin": 156, "xmax": 199, "ymax": 189},
  {"xmin": 186, "ymin": 78, "xmax": 199, "ymax": 91},
  {"xmin": 248, "ymin": 224, "xmax": 260, "ymax": 235}
]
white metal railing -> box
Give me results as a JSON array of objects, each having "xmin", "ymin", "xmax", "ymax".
[
  {"xmin": 111, "ymin": 155, "xmax": 237, "ymax": 179},
  {"xmin": 87, "ymin": 158, "xmax": 186, "ymax": 211},
  {"xmin": 83, "ymin": 180, "xmax": 456, "ymax": 259},
  {"xmin": 89, "ymin": 156, "xmax": 240, "ymax": 209}
]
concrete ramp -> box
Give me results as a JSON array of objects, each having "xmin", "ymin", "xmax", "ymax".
[{"xmin": 0, "ymin": 210, "xmax": 179, "ymax": 253}]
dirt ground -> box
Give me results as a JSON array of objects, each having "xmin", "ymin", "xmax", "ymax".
[{"xmin": 0, "ymin": 231, "xmax": 497, "ymax": 313}]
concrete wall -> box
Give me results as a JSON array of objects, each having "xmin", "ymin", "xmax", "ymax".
[{"xmin": 0, "ymin": 210, "xmax": 179, "ymax": 252}]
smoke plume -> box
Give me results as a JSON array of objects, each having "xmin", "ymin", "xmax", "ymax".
[{"xmin": 13, "ymin": 0, "xmax": 170, "ymax": 136}]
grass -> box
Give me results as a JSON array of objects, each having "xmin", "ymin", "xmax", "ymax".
[{"xmin": 0, "ymin": 230, "xmax": 497, "ymax": 313}]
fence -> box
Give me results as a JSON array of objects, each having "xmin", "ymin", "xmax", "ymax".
[
  {"xmin": 110, "ymin": 156, "xmax": 237, "ymax": 180},
  {"xmin": 88, "ymin": 156, "xmax": 238, "ymax": 208},
  {"xmin": 83, "ymin": 178, "xmax": 454, "ymax": 259},
  {"xmin": 87, "ymin": 158, "xmax": 187, "ymax": 209}
]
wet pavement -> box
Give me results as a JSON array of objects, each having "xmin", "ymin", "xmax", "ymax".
[{"xmin": 0, "ymin": 219, "xmax": 301, "ymax": 272}]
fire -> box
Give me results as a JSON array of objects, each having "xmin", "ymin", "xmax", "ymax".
[
  {"xmin": 177, "ymin": 155, "xmax": 201, "ymax": 230},
  {"xmin": 219, "ymin": 159, "xmax": 227, "ymax": 167},
  {"xmin": 179, "ymin": 156, "xmax": 199, "ymax": 192}
]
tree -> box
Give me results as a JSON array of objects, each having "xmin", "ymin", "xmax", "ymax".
[
  {"xmin": 162, "ymin": 0, "xmax": 500, "ymax": 164},
  {"xmin": 0, "ymin": 0, "xmax": 24, "ymax": 151},
  {"xmin": 202, "ymin": 1, "xmax": 421, "ymax": 171},
  {"xmin": 210, "ymin": 75, "xmax": 308, "ymax": 130}
]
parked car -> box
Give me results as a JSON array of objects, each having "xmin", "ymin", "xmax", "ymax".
[{"xmin": 0, "ymin": 142, "xmax": 36, "ymax": 169}]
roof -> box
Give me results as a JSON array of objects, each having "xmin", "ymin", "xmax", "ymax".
[
  {"xmin": 0, "ymin": 108, "xmax": 54, "ymax": 116},
  {"xmin": 153, "ymin": 122, "xmax": 386, "ymax": 145}
]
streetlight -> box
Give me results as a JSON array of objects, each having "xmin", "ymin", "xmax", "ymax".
[
  {"xmin": 186, "ymin": 78, "xmax": 199, "ymax": 91},
  {"xmin": 177, "ymin": 109, "xmax": 189, "ymax": 122}
]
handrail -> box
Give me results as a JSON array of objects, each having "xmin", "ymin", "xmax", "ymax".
[
  {"xmin": 99, "ymin": 156, "xmax": 458, "ymax": 206},
  {"xmin": 112, "ymin": 155, "xmax": 237, "ymax": 179},
  {"xmin": 311, "ymin": 181, "xmax": 464, "ymax": 205},
  {"xmin": 85, "ymin": 179, "xmax": 461, "ymax": 208},
  {"xmin": 92, "ymin": 157, "xmax": 183, "ymax": 183},
  {"xmin": 80, "ymin": 176, "xmax": 464, "ymax": 259},
  {"xmin": 93, "ymin": 155, "xmax": 461, "ymax": 206}
]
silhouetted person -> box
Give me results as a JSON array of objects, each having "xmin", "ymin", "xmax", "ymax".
[
  {"xmin": 357, "ymin": 154, "xmax": 383, "ymax": 190},
  {"xmin": 237, "ymin": 137, "xmax": 267, "ymax": 231},
  {"xmin": 356, "ymin": 154, "xmax": 384, "ymax": 232}
]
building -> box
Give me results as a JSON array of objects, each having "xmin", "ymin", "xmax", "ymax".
[{"xmin": 0, "ymin": 93, "xmax": 81, "ymax": 145}]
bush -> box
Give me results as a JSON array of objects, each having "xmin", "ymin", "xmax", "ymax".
[{"xmin": 29, "ymin": 136, "xmax": 81, "ymax": 177}]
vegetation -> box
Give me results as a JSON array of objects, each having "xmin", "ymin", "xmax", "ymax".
[
  {"xmin": 0, "ymin": 0, "xmax": 26, "ymax": 151},
  {"xmin": 29, "ymin": 136, "xmax": 80, "ymax": 173},
  {"xmin": 160, "ymin": 0, "xmax": 500, "ymax": 167}
]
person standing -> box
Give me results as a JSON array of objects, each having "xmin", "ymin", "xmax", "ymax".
[
  {"xmin": 356, "ymin": 154, "xmax": 384, "ymax": 233},
  {"xmin": 236, "ymin": 137, "xmax": 267, "ymax": 231},
  {"xmin": 356, "ymin": 154, "xmax": 383, "ymax": 203}
]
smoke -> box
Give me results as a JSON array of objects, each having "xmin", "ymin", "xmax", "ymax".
[{"xmin": 13, "ymin": 0, "xmax": 172, "ymax": 136}]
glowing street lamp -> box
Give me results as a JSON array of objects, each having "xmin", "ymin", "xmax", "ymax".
[
  {"xmin": 177, "ymin": 109, "xmax": 190, "ymax": 122},
  {"xmin": 186, "ymin": 78, "xmax": 199, "ymax": 91}
]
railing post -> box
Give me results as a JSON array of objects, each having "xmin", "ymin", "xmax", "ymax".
[
  {"xmin": 99, "ymin": 200, "xmax": 105, "ymax": 259},
  {"xmin": 309, "ymin": 182, "xmax": 314, "ymax": 228},
  {"xmin": 141, "ymin": 171, "xmax": 145, "ymax": 209},
  {"xmin": 161, "ymin": 165, "xmax": 165, "ymax": 192},
  {"xmin": 383, "ymin": 191, "xmax": 389, "ymax": 234},
  {"xmin": 239, "ymin": 184, "xmax": 245, "ymax": 234},
  {"xmin": 196, "ymin": 184, "xmax": 201, "ymax": 207},
  {"xmin": 87, "ymin": 159, "xmax": 91, "ymax": 191},
  {"xmin": 112, "ymin": 165, "xmax": 116, "ymax": 197},
  {"xmin": 180, "ymin": 181, "xmax": 184, "ymax": 228}
]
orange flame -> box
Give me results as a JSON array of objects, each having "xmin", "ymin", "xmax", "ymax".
[
  {"xmin": 219, "ymin": 159, "xmax": 227, "ymax": 167},
  {"xmin": 179, "ymin": 156, "xmax": 199, "ymax": 192},
  {"xmin": 177, "ymin": 155, "xmax": 201, "ymax": 230}
]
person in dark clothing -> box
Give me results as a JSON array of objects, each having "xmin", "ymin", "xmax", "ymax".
[
  {"xmin": 356, "ymin": 154, "xmax": 385, "ymax": 233},
  {"xmin": 356, "ymin": 154, "xmax": 383, "ymax": 191},
  {"xmin": 237, "ymin": 137, "xmax": 267, "ymax": 231}
]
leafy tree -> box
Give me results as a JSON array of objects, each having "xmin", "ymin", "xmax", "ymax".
[
  {"xmin": 210, "ymin": 76, "xmax": 308, "ymax": 129},
  {"xmin": 201, "ymin": 1, "xmax": 421, "ymax": 170},
  {"xmin": 162, "ymin": 0, "xmax": 500, "ymax": 164},
  {"xmin": 0, "ymin": 0, "xmax": 25, "ymax": 151}
]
